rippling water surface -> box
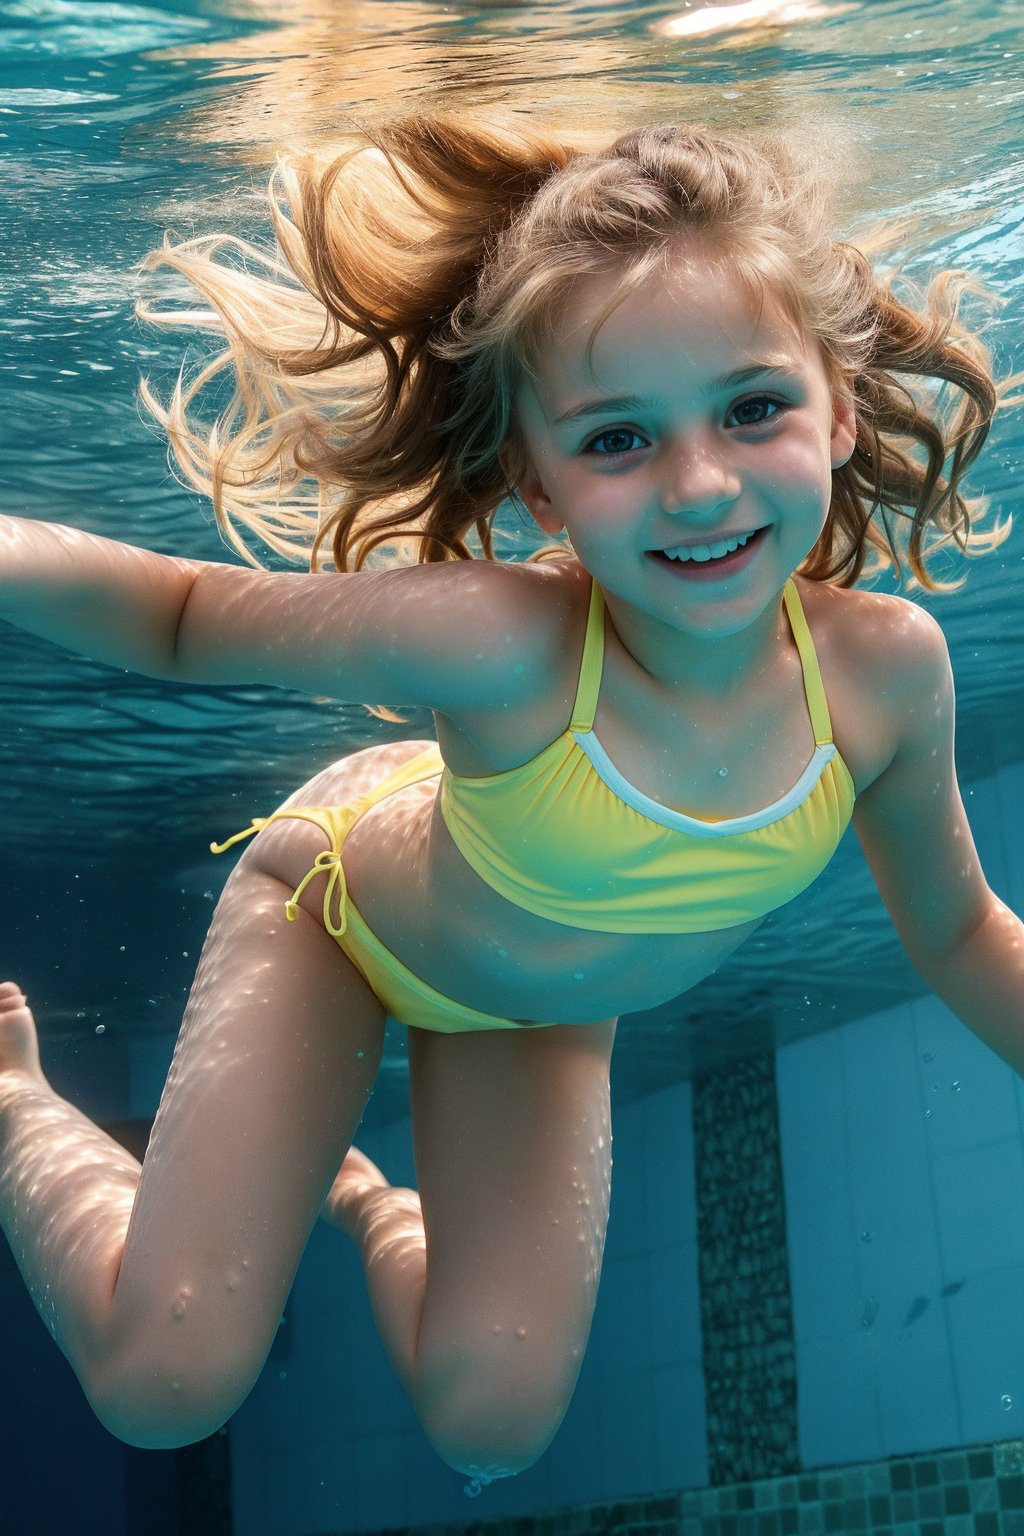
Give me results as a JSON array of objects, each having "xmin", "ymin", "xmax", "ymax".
[{"xmin": 1, "ymin": 0, "xmax": 1022, "ymax": 1121}]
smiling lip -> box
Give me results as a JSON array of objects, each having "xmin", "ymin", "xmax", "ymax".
[{"xmin": 655, "ymin": 525, "xmax": 766, "ymax": 555}]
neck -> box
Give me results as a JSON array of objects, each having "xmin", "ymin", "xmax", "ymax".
[{"xmin": 599, "ymin": 582, "xmax": 792, "ymax": 704}]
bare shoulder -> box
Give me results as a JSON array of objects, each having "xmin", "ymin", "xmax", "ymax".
[
  {"xmin": 428, "ymin": 554, "xmax": 587, "ymax": 767},
  {"xmin": 386, "ymin": 551, "xmax": 581, "ymax": 715}
]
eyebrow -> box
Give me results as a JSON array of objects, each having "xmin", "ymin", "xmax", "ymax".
[{"xmin": 551, "ymin": 361, "xmax": 801, "ymax": 426}]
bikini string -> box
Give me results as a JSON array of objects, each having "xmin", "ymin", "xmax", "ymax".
[{"xmin": 210, "ymin": 816, "xmax": 350, "ymax": 939}]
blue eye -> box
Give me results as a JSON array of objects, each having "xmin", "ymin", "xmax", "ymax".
[
  {"xmin": 584, "ymin": 428, "xmax": 647, "ymax": 457},
  {"xmin": 728, "ymin": 396, "xmax": 784, "ymax": 427}
]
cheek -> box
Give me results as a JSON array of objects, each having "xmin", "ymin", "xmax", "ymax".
[{"xmin": 767, "ymin": 435, "xmax": 832, "ymax": 499}]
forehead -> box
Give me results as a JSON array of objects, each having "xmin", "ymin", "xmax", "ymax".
[{"xmin": 522, "ymin": 256, "xmax": 807, "ymax": 412}]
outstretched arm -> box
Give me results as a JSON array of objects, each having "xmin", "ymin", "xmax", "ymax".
[
  {"xmin": 0, "ymin": 512, "xmax": 553, "ymax": 716},
  {"xmin": 912, "ymin": 895, "xmax": 1024, "ymax": 1075},
  {"xmin": 0, "ymin": 514, "xmax": 200, "ymax": 678},
  {"xmin": 852, "ymin": 603, "xmax": 1024, "ymax": 1074}
]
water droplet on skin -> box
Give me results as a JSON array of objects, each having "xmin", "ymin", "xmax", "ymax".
[
  {"xmin": 241, "ymin": 1260, "xmax": 250, "ymax": 1270},
  {"xmin": 171, "ymin": 1381, "xmax": 181, "ymax": 1393},
  {"xmin": 515, "ymin": 1327, "xmax": 527, "ymax": 1339},
  {"xmin": 171, "ymin": 1286, "xmax": 192, "ymax": 1320},
  {"xmin": 492, "ymin": 1324, "xmax": 502, "ymax": 1334},
  {"xmin": 226, "ymin": 1271, "xmax": 241, "ymax": 1292}
]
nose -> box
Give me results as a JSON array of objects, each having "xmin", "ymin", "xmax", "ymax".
[{"xmin": 660, "ymin": 436, "xmax": 740, "ymax": 519}]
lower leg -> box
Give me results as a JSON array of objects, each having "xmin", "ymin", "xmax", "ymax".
[
  {"xmin": 321, "ymin": 1146, "xmax": 427, "ymax": 1400},
  {"xmin": 0, "ymin": 983, "xmax": 140, "ymax": 1389}
]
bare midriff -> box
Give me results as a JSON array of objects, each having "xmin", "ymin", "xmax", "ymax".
[{"xmin": 339, "ymin": 777, "xmax": 762, "ymax": 1026}]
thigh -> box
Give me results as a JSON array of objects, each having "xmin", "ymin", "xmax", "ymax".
[
  {"xmin": 107, "ymin": 851, "xmax": 387, "ymax": 1425},
  {"xmin": 407, "ymin": 1019, "xmax": 617, "ymax": 1443}
]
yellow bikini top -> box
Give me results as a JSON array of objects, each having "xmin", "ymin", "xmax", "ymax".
[{"xmin": 439, "ymin": 577, "xmax": 857, "ymax": 933}]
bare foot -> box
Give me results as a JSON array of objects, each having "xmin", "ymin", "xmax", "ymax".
[
  {"xmin": 320, "ymin": 1146, "xmax": 393, "ymax": 1236},
  {"xmin": 0, "ymin": 982, "xmax": 47, "ymax": 1087}
]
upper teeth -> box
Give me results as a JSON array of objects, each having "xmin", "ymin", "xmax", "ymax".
[{"xmin": 663, "ymin": 530, "xmax": 756, "ymax": 563}]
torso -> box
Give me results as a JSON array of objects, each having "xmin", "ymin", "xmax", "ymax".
[{"xmin": 338, "ymin": 557, "xmax": 903, "ymax": 1025}]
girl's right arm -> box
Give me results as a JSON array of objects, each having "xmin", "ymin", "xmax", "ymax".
[
  {"xmin": 0, "ymin": 514, "xmax": 555, "ymax": 716},
  {"xmin": 0, "ymin": 515, "xmax": 199, "ymax": 678}
]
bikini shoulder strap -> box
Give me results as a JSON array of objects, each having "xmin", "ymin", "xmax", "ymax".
[{"xmin": 569, "ymin": 578, "xmax": 605, "ymax": 733}]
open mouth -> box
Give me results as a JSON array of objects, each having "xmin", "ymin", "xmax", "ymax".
[{"xmin": 648, "ymin": 524, "xmax": 770, "ymax": 581}]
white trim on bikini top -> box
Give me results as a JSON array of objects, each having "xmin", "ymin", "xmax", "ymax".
[{"xmin": 571, "ymin": 728, "xmax": 838, "ymax": 838}]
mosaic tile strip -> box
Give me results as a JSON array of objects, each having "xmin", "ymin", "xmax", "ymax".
[
  {"xmin": 365, "ymin": 1438, "xmax": 1024, "ymax": 1536},
  {"xmin": 691, "ymin": 1051, "xmax": 798, "ymax": 1484}
]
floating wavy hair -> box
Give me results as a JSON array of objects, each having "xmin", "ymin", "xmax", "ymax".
[{"xmin": 138, "ymin": 110, "xmax": 1019, "ymax": 596}]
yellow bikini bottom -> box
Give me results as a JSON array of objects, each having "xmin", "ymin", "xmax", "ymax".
[{"xmin": 211, "ymin": 748, "xmax": 550, "ymax": 1034}]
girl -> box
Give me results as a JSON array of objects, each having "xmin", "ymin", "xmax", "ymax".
[{"xmin": 1, "ymin": 114, "xmax": 1022, "ymax": 1486}]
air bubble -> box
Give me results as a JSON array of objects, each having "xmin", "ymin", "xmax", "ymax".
[
  {"xmin": 171, "ymin": 1381, "xmax": 181, "ymax": 1393},
  {"xmin": 95, "ymin": 1024, "xmax": 105, "ymax": 1035},
  {"xmin": 1003, "ymin": 1394, "xmax": 1013, "ymax": 1411}
]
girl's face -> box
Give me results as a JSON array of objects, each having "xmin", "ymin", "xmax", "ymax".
[{"xmin": 513, "ymin": 254, "xmax": 856, "ymax": 643}]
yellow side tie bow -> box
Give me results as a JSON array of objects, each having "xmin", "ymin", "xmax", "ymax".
[{"xmin": 210, "ymin": 812, "xmax": 349, "ymax": 938}]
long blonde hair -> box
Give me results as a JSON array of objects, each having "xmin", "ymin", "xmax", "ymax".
[{"xmin": 138, "ymin": 111, "xmax": 1017, "ymax": 595}]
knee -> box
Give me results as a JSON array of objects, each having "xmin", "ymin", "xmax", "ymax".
[
  {"xmin": 86, "ymin": 1351, "xmax": 252, "ymax": 1450},
  {"xmin": 425, "ymin": 1410, "xmax": 561, "ymax": 1480},
  {"xmin": 416, "ymin": 1360, "xmax": 572, "ymax": 1478}
]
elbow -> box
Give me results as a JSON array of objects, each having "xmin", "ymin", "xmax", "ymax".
[{"xmin": 166, "ymin": 565, "xmax": 204, "ymax": 681}]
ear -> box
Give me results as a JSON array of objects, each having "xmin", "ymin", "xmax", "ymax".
[
  {"xmin": 516, "ymin": 459, "xmax": 565, "ymax": 537},
  {"xmin": 830, "ymin": 386, "xmax": 857, "ymax": 469}
]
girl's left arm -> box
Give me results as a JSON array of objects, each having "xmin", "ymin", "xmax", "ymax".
[{"xmin": 851, "ymin": 607, "xmax": 1024, "ymax": 1076}]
